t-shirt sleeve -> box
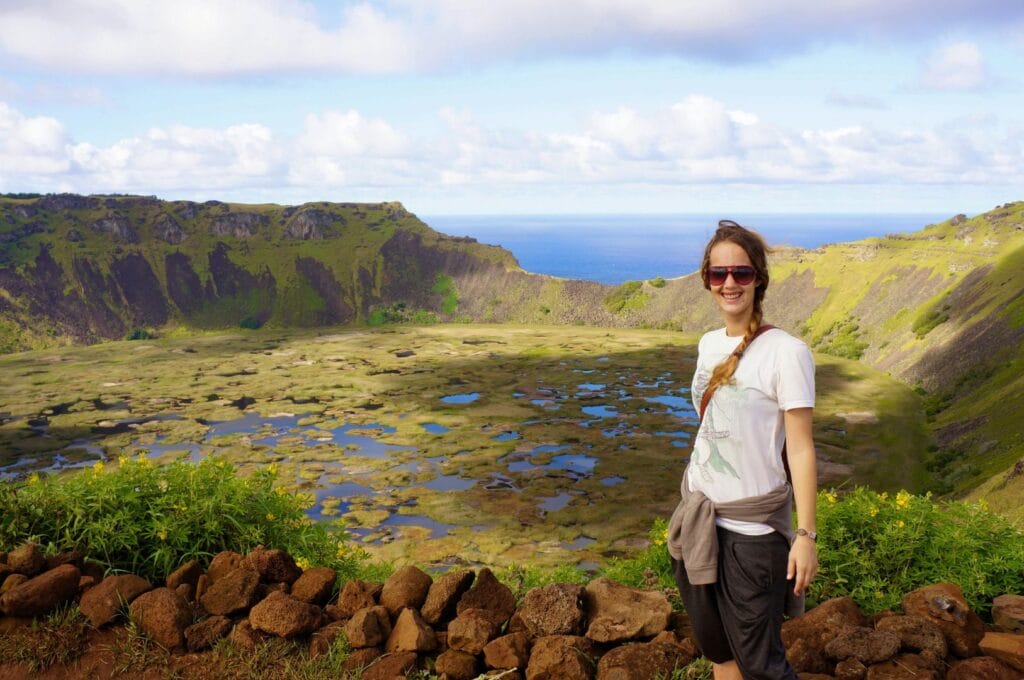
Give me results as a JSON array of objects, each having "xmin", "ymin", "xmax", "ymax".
[{"xmin": 776, "ymin": 339, "xmax": 815, "ymax": 410}]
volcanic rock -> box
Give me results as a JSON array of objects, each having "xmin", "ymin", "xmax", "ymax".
[
  {"xmin": 583, "ymin": 577, "xmax": 670, "ymax": 643},
  {"xmin": 129, "ymin": 587, "xmax": 192, "ymax": 652},
  {"xmin": 79, "ymin": 574, "xmax": 153, "ymax": 627}
]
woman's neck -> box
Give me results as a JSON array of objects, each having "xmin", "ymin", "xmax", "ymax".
[{"xmin": 724, "ymin": 315, "xmax": 751, "ymax": 337}]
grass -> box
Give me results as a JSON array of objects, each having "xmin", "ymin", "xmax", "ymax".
[{"xmin": 0, "ymin": 603, "xmax": 90, "ymax": 673}]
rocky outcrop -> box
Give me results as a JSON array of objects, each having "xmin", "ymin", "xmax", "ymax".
[{"xmin": 211, "ymin": 212, "xmax": 267, "ymax": 238}]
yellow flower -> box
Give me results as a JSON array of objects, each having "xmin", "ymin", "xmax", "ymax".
[
  {"xmin": 897, "ymin": 520, "xmax": 905, "ymax": 529},
  {"xmin": 27, "ymin": 473, "xmax": 40, "ymax": 485},
  {"xmin": 157, "ymin": 529, "xmax": 168, "ymax": 541},
  {"xmin": 869, "ymin": 506, "xmax": 879, "ymax": 517},
  {"xmin": 295, "ymin": 557, "xmax": 311, "ymax": 570},
  {"xmin": 336, "ymin": 544, "xmax": 347, "ymax": 560},
  {"xmin": 895, "ymin": 490, "xmax": 911, "ymax": 510},
  {"xmin": 266, "ymin": 513, "xmax": 276, "ymax": 521},
  {"xmin": 823, "ymin": 491, "xmax": 838, "ymax": 504},
  {"xmin": 879, "ymin": 492, "xmax": 889, "ymax": 501},
  {"xmin": 267, "ymin": 463, "xmax": 279, "ymax": 476},
  {"xmin": 118, "ymin": 454, "xmax": 130, "ymax": 466},
  {"xmin": 92, "ymin": 460, "xmax": 105, "ymax": 475},
  {"xmin": 978, "ymin": 499, "xmax": 989, "ymax": 512}
]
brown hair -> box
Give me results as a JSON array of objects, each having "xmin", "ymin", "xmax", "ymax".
[{"xmin": 700, "ymin": 220, "xmax": 771, "ymax": 394}]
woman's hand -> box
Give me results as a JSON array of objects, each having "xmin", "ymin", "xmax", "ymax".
[{"xmin": 788, "ymin": 535, "xmax": 818, "ymax": 595}]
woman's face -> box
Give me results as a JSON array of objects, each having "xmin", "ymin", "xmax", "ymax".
[{"xmin": 708, "ymin": 240, "xmax": 758, "ymax": 326}]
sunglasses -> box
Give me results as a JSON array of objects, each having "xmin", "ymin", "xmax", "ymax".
[{"xmin": 707, "ymin": 265, "xmax": 756, "ymax": 287}]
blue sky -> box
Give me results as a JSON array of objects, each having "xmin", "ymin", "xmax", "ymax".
[{"xmin": 1, "ymin": 1, "xmax": 1023, "ymax": 215}]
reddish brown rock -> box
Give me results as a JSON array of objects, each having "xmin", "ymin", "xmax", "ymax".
[
  {"xmin": 257, "ymin": 581, "xmax": 290, "ymax": 600},
  {"xmin": 526, "ymin": 635, "xmax": 600, "ymax": 680},
  {"xmin": 345, "ymin": 605, "xmax": 393, "ymax": 648},
  {"xmin": 379, "ymin": 565, "xmax": 433, "ymax": 617},
  {"xmin": 0, "ymin": 563, "xmax": 80, "ymax": 618},
  {"xmin": 865, "ymin": 652, "xmax": 941, "ymax": 679},
  {"xmin": 200, "ymin": 567, "xmax": 260, "ymax": 616},
  {"xmin": 583, "ymin": 577, "xmax": 670, "ymax": 643},
  {"xmin": 435, "ymin": 649, "xmax": 481, "ymax": 680},
  {"xmin": 175, "ymin": 583, "xmax": 194, "ymax": 603},
  {"xmin": 324, "ymin": 604, "xmax": 347, "ymax": 622},
  {"xmin": 129, "ymin": 587, "xmax": 192, "ymax": 652},
  {"xmin": 361, "ymin": 651, "xmax": 419, "ymax": 680},
  {"xmin": 79, "ymin": 574, "xmax": 153, "ymax": 627},
  {"xmin": 650, "ymin": 630, "xmax": 699, "ymax": 660},
  {"xmin": 979, "ymin": 632, "xmax": 1024, "ymax": 673},
  {"xmin": 875, "ymin": 615, "xmax": 947, "ymax": 658},
  {"xmin": 948, "ymin": 655, "xmax": 1023, "ymax": 679},
  {"xmin": 195, "ymin": 573, "xmax": 208, "ymax": 602},
  {"xmin": 309, "ymin": 620, "xmax": 346, "ymax": 658},
  {"xmin": 449, "ymin": 608, "xmax": 503, "ymax": 655},
  {"xmin": 249, "ymin": 590, "xmax": 322, "ymax": 638},
  {"xmin": 901, "ymin": 583, "xmax": 985, "ymax": 658},
  {"xmin": 185, "ymin": 615, "xmax": 233, "ymax": 652},
  {"xmin": 6, "ymin": 543, "xmax": 46, "ymax": 576},
  {"xmin": 386, "ymin": 606, "xmax": 437, "ymax": 653},
  {"xmin": 484, "ymin": 632, "xmax": 532, "ymax": 670},
  {"xmin": 166, "ymin": 559, "xmax": 203, "ymax": 590},
  {"xmin": 835, "ymin": 657, "xmax": 867, "ymax": 680},
  {"xmin": 595, "ymin": 641, "xmax": 692, "ymax": 680},
  {"xmin": 993, "ymin": 595, "xmax": 1024, "ymax": 634},
  {"xmin": 227, "ymin": 619, "xmax": 268, "ymax": 650},
  {"xmin": 518, "ymin": 583, "xmax": 586, "ymax": 637},
  {"xmin": 291, "ymin": 566, "xmax": 336, "ymax": 605},
  {"xmin": 44, "ymin": 548, "xmax": 85, "ymax": 571},
  {"xmin": 783, "ymin": 596, "xmax": 867, "ymax": 674},
  {"xmin": 1, "ymin": 574, "xmax": 28, "ymax": 593},
  {"xmin": 457, "ymin": 568, "xmax": 517, "ymax": 624},
  {"xmin": 422, "ymin": 568, "xmax": 475, "ymax": 626},
  {"xmin": 242, "ymin": 546, "xmax": 302, "ymax": 585},
  {"xmin": 78, "ymin": 575, "xmax": 97, "ymax": 593},
  {"xmin": 824, "ymin": 627, "xmax": 900, "ymax": 664},
  {"xmin": 341, "ymin": 647, "xmax": 384, "ymax": 673},
  {"xmin": 336, "ymin": 579, "xmax": 382, "ymax": 617},
  {"xmin": 207, "ymin": 550, "xmax": 243, "ymax": 584}
]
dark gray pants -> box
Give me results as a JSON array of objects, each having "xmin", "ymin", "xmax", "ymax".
[{"xmin": 671, "ymin": 527, "xmax": 797, "ymax": 680}]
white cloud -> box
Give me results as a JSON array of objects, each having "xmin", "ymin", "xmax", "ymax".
[
  {"xmin": 825, "ymin": 91, "xmax": 888, "ymax": 110},
  {"xmin": 0, "ymin": 1, "xmax": 1021, "ymax": 75},
  {"xmin": 0, "ymin": 98, "xmax": 1020, "ymax": 198},
  {"xmin": 919, "ymin": 41, "xmax": 991, "ymax": 91}
]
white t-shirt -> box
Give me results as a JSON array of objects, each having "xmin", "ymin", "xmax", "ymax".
[{"xmin": 686, "ymin": 327, "xmax": 815, "ymax": 535}]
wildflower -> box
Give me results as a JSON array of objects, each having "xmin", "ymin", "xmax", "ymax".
[
  {"xmin": 897, "ymin": 520, "xmax": 905, "ymax": 529},
  {"xmin": 27, "ymin": 473, "xmax": 40, "ymax": 485},
  {"xmin": 879, "ymin": 492, "xmax": 889, "ymax": 501},
  {"xmin": 158, "ymin": 529, "xmax": 168, "ymax": 542},
  {"xmin": 336, "ymin": 544, "xmax": 347, "ymax": 560},
  {"xmin": 118, "ymin": 454, "xmax": 130, "ymax": 466},
  {"xmin": 295, "ymin": 557, "xmax": 311, "ymax": 570},
  {"xmin": 266, "ymin": 513, "xmax": 276, "ymax": 521},
  {"xmin": 895, "ymin": 491, "xmax": 911, "ymax": 510},
  {"xmin": 869, "ymin": 506, "xmax": 879, "ymax": 517},
  {"xmin": 979, "ymin": 499, "xmax": 989, "ymax": 512},
  {"xmin": 158, "ymin": 479, "xmax": 169, "ymax": 492},
  {"xmin": 823, "ymin": 491, "xmax": 838, "ymax": 504},
  {"xmin": 92, "ymin": 460, "xmax": 105, "ymax": 475},
  {"xmin": 267, "ymin": 463, "xmax": 279, "ymax": 476}
]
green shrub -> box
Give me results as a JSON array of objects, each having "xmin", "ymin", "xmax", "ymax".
[
  {"xmin": 912, "ymin": 309, "xmax": 949, "ymax": 338},
  {"xmin": 814, "ymin": 318, "xmax": 868, "ymax": 360},
  {"xmin": 813, "ymin": 488, "xmax": 1024, "ymax": 614},
  {"xmin": 648, "ymin": 277, "xmax": 667, "ymax": 288},
  {"xmin": 0, "ymin": 456, "xmax": 370, "ymax": 582},
  {"xmin": 125, "ymin": 328, "xmax": 153, "ymax": 341},
  {"xmin": 238, "ymin": 316, "xmax": 263, "ymax": 330},
  {"xmin": 603, "ymin": 281, "xmax": 650, "ymax": 314},
  {"xmin": 600, "ymin": 492, "xmax": 1024, "ymax": 616},
  {"xmin": 431, "ymin": 274, "xmax": 459, "ymax": 315}
]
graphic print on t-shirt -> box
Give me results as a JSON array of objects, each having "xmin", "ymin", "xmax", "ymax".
[{"xmin": 692, "ymin": 371, "xmax": 743, "ymax": 483}]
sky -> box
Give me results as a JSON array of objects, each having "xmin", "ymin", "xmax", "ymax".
[{"xmin": 1, "ymin": 1, "xmax": 1023, "ymax": 215}]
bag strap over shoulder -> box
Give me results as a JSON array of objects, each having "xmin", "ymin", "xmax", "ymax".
[{"xmin": 697, "ymin": 324, "xmax": 776, "ymax": 422}]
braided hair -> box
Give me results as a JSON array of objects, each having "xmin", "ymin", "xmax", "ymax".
[{"xmin": 700, "ymin": 220, "xmax": 771, "ymax": 395}]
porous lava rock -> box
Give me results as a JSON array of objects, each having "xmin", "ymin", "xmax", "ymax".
[
  {"xmin": 361, "ymin": 651, "xmax": 420, "ymax": 680},
  {"xmin": 380, "ymin": 565, "xmax": 433, "ymax": 616},
  {"xmin": 345, "ymin": 605, "xmax": 393, "ymax": 648},
  {"xmin": 185, "ymin": 615, "xmax": 233, "ymax": 652},
  {"xmin": 435, "ymin": 648, "xmax": 481, "ymax": 680},
  {"xmin": 864, "ymin": 652, "xmax": 943, "ymax": 679},
  {"xmin": 525, "ymin": 634, "xmax": 600, "ymax": 680},
  {"xmin": 336, "ymin": 579, "xmax": 382, "ymax": 617},
  {"xmin": 457, "ymin": 567, "xmax": 516, "ymax": 624},
  {"xmin": 993, "ymin": 594, "xmax": 1024, "ymax": 633},
  {"xmin": 979, "ymin": 632, "xmax": 1024, "ymax": 673},
  {"xmin": 242, "ymin": 546, "xmax": 302, "ymax": 585},
  {"xmin": 206, "ymin": 551, "xmax": 243, "ymax": 584},
  {"xmin": 129, "ymin": 587, "xmax": 192, "ymax": 652},
  {"xmin": 583, "ymin": 577, "xmax": 671, "ymax": 643},
  {"xmin": 782, "ymin": 596, "xmax": 866, "ymax": 674},
  {"xmin": 518, "ymin": 582, "xmax": 586, "ymax": 637},
  {"xmin": 79, "ymin": 574, "xmax": 153, "ymax": 627},
  {"xmin": 947, "ymin": 655, "xmax": 1023, "ymax": 679},
  {"xmin": 385, "ymin": 606, "xmax": 438, "ymax": 653},
  {"xmin": 875, "ymin": 615, "xmax": 948, "ymax": 658},
  {"xmin": 0, "ymin": 563, "xmax": 80, "ymax": 618},
  {"xmin": 309, "ymin": 620, "xmax": 345, "ymax": 658},
  {"xmin": 449, "ymin": 607, "xmax": 503, "ymax": 655},
  {"xmin": 6, "ymin": 544, "xmax": 46, "ymax": 577},
  {"xmin": 290, "ymin": 566, "xmax": 336, "ymax": 605},
  {"xmin": 595, "ymin": 640, "xmax": 693, "ymax": 680},
  {"xmin": 166, "ymin": 559, "xmax": 203, "ymax": 591},
  {"xmin": 902, "ymin": 583, "xmax": 985, "ymax": 658},
  {"xmin": 835, "ymin": 657, "xmax": 868, "ymax": 680},
  {"xmin": 824, "ymin": 626, "xmax": 900, "ymax": 664},
  {"xmin": 227, "ymin": 618, "xmax": 269, "ymax": 650},
  {"xmin": 484, "ymin": 632, "xmax": 531, "ymax": 670},
  {"xmin": 422, "ymin": 568, "xmax": 475, "ymax": 625},
  {"xmin": 249, "ymin": 590, "xmax": 323, "ymax": 638},
  {"xmin": 200, "ymin": 567, "xmax": 260, "ymax": 616},
  {"xmin": 341, "ymin": 647, "xmax": 384, "ymax": 673}
]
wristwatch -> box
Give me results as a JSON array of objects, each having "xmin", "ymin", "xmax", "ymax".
[{"xmin": 795, "ymin": 528, "xmax": 818, "ymax": 542}]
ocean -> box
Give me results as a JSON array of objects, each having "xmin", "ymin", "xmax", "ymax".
[{"xmin": 421, "ymin": 213, "xmax": 953, "ymax": 285}]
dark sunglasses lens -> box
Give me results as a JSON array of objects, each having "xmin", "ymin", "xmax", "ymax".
[
  {"xmin": 708, "ymin": 267, "xmax": 728, "ymax": 285},
  {"xmin": 732, "ymin": 267, "xmax": 755, "ymax": 285}
]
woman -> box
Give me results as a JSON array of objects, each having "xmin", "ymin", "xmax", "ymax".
[{"xmin": 667, "ymin": 220, "xmax": 818, "ymax": 680}]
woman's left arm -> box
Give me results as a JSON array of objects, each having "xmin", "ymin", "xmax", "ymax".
[{"xmin": 784, "ymin": 407, "xmax": 818, "ymax": 596}]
